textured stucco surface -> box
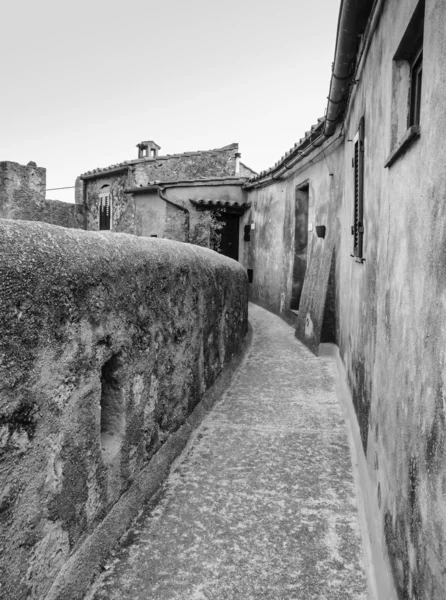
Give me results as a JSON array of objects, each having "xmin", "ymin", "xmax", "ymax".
[
  {"xmin": 87, "ymin": 304, "xmax": 367, "ymax": 600},
  {"xmin": 242, "ymin": 0, "xmax": 446, "ymax": 597},
  {"xmin": 241, "ymin": 135, "xmax": 343, "ymax": 325},
  {"xmin": 0, "ymin": 219, "xmax": 248, "ymax": 600},
  {"xmin": 337, "ymin": 2, "xmax": 446, "ymax": 598}
]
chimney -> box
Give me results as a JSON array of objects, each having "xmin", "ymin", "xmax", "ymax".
[
  {"xmin": 136, "ymin": 141, "xmax": 161, "ymax": 159},
  {"xmin": 235, "ymin": 152, "xmax": 241, "ymax": 175}
]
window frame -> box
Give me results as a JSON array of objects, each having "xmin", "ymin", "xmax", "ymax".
[
  {"xmin": 385, "ymin": 0, "xmax": 424, "ymax": 168},
  {"xmin": 408, "ymin": 46, "xmax": 423, "ymax": 128}
]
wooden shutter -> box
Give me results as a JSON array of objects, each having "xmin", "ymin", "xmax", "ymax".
[
  {"xmin": 99, "ymin": 195, "xmax": 111, "ymax": 230},
  {"xmin": 353, "ymin": 117, "xmax": 365, "ymax": 258}
]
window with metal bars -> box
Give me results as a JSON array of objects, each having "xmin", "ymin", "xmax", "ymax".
[
  {"xmin": 352, "ymin": 117, "xmax": 365, "ymax": 260},
  {"xmin": 99, "ymin": 194, "xmax": 111, "ymax": 230}
]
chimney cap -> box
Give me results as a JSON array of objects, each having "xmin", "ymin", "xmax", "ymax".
[{"xmin": 136, "ymin": 140, "xmax": 161, "ymax": 150}]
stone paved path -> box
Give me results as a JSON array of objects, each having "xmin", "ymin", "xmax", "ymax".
[{"xmin": 87, "ymin": 303, "xmax": 368, "ymax": 600}]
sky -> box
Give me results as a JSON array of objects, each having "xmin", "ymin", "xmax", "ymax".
[{"xmin": 2, "ymin": 0, "xmax": 340, "ymax": 203}]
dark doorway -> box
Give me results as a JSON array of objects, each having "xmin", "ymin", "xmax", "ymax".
[
  {"xmin": 217, "ymin": 213, "xmax": 239, "ymax": 261},
  {"xmin": 290, "ymin": 184, "xmax": 309, "ymax": 310}
]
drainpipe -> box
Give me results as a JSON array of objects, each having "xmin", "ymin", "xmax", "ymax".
[
  {"xmin": 244, "ymin": 0, "xmax": 364, "ymax": 189},
  {"xmin": 269, "ymin": 0, "xmax": 362, "ymax": 170},
  {"xmin": 157, "ymin": 186, "xmax": 190, "ymax": 243},
  {"xmin": 324, "ymin": 0, "xmax": 363, "ymax": 137}
]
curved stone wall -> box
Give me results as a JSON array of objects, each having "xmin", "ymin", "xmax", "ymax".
[{"xmin": 0, "ymin": 219, "xmax": 248, "ymax": 600}]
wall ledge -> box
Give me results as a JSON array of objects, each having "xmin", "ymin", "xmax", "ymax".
[{"xmin": 384, "ymin": 126, "xmax": 420, "ymax": 168}]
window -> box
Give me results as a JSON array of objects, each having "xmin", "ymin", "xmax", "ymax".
[
  {"xmin": 99, "ymin": 185, "xmax": 111, "ymax": 230},
  {"xmin": 409, "ymin": 47, "xmax": 423, "ymax": 127},
  {"xmin": 352, "ymin": 118, "xmax": 365, "ymax": 260},
  {"xmin": 386, "ymin": 0, "xmax": 424, "ymax": 167}
]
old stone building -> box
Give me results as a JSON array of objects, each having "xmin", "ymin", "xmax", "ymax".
[
  {"xmin": 75, "ymin": 141, "xmax": 256, "ymax": 262},
  {"xmin": 0, "ymin": 142, "xmax": 256, "ymax": 263}
]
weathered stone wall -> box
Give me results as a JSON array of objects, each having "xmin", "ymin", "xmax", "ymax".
[
  {"xmin": 132, "ymin": 144, "xmax": 240, "ymax": 186},
  {"xmin": 244, "ymin": 1, "xmax": 446, "ymax": 597},
  {"xmin": 0, "ymin": 219, "xmax": 248, "ymax": 600},
  {"xmin": 0, "ymin": 162, "xmax": 85, "ymax": 229},
  {"xmin": 83, "ymin": 171, "xmax": 134, "ymax": 233}
]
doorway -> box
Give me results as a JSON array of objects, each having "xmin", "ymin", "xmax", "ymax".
[
  {"xmin": 217, "ymin": 212, "xmax": 239, "ymax": 261},
  {"xmin": 290, "ymin": 184, "xmax": 309, "ymax": 310}
]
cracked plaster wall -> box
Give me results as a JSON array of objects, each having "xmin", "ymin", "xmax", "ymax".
[
  {"xmin": 0, "ymin": 219, "xmax": 248, "ymax": 600},
  {"xmin": 244, "ymin": 1, "xmax": 446, "ymax": 597}
]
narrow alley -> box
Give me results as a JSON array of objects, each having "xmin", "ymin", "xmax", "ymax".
[{"xmin": 86, "ymin": 303, "xmax": 368, "ymax": 600}]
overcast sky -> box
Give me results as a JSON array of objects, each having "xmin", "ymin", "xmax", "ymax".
[{"xmin": 2, "ymin": 0, "xmax": 340, "ymax": 203}]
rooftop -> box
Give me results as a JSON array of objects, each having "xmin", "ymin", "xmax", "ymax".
[
  {"xmin": 80, "ymin": 143, "xmax": 257, "ymax": 180},
  {"xmin": 244, "ymin": 117, "xmax": 326, "ymax": 186}
]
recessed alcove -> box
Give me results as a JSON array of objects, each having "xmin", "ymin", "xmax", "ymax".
[{"xmin": 100, "ymin": 353, "xmax": 125, "ymax": 463}]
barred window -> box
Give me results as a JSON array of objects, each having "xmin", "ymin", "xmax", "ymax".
[
  {"xmin": 99, "ymin": 185, "xmax": 111, "ymax": 231},
  {"xmin": 352, "ymin": 117, "xmax": 365, "ymax": 260}
]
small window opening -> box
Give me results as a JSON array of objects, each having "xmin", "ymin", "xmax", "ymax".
[
  {"xmin": 150, "ymin": 148, "xmax": 156, "ymax": 158},
  {"xmin": 100, "ymin": 353, "xmax": 125, "ymax": 463}
]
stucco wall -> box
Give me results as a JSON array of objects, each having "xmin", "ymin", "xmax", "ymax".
[
  {"xmin": 85, "ymin": 179, "xmax": 248, "ymax": 250},
  {"xmin": 336, "ymin": 1, "xmax": 446, "ymax": 597},
  {"xmin": 242, "ymin": 137, "xmax": 343, "ymax": 324},
  {"xmin": 0, "ymin": 162, "xmax": 85, "ymax": 229},
  {"xmin": 244, "ymin": 0, "xmax": 446, "ymax": 597},
  {"xmin": 134, "ymin": 191, "xmax": 166, "ymax": 237},
  {"xmin": 0, "ymin": 219, "xmax": 248, "ymax": 600}
]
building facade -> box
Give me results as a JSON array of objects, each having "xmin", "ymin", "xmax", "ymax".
[
  {"xmin": 75, "ymin": 142, "xmax": 256, "ymax": 262},
  {"xmin": 239, "ymin": 0, "xmax": 446, "ymax": 598}
]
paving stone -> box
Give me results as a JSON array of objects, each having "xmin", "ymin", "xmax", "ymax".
[{"xmin": 86, "ymin": 303, "xmax": 368, "ymax": 600}]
